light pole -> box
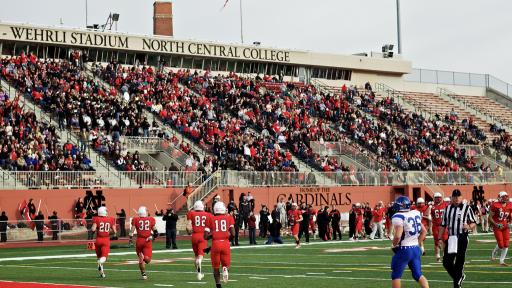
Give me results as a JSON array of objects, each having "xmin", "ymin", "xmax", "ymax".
[
  {"xmin": 240, "ymin": 0, "xmax": 244, "ymax": 44},
  {"xmin": 85, "ymin": 0, "xmax": 89, "ymax": 27},
  {"xmin": 396, "ymin": 0, "xmax": 402, "ymax": 54}
]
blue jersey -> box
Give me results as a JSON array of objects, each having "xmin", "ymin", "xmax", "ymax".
[
  {"xmin": 390, "ymin": 210, "xmax": 424, "ymax": 282},
  {"xmin": 391, "ymin": 210, "xmax": 422, "ymax": 247}
]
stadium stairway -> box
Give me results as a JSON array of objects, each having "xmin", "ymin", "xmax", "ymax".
[
  {"xmin": 374, "ymin": 83, "xmax": 510, "ymax": 172},
  {"xmin": 0, "ymin": 76, "xmax": 128, "ymax": 188},
  {"xmin": 438, "ymin": 88, "xmax": 512, "ymax": 133}
]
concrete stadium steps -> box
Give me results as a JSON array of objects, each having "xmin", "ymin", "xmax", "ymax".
[
  {"xmin": 453, "ymin": 94, "xmax": 512, "ymax": 129},
  {"xmin": 381, "ymin": 91, "xmax": 497, "ymax": 140}
]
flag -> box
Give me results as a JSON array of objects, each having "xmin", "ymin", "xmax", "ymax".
[{"xmin": 221, "ymin": 0, "xmax": 230, "ymax": 10}]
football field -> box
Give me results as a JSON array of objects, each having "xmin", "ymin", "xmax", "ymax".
[{"xmin": 0, "ymin": 234, "xmax": 510, "ymax": 288}]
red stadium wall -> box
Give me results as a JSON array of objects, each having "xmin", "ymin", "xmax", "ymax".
[
  {"xmin": 0, "ymin": 184, "xmax": 510, "ymax": 220},
  {"xmin": 0, "ymin": 187, "xmax": 185, "ymax": 221},
  {"xmin": 204, "ymin": 184, "xmax": 512, "ymax": 212}
]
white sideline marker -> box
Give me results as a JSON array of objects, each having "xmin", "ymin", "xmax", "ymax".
[
  {"xmin": 154, "ymin": 285, "xmax": 174, "ymax": 287},
  {"xmin": 186, "ymin": 282, "xmax": 206, "ymax": 285},
  {"xmin": 306, "ymin": 272, "xmax": 325, "ymax": 275},
  {"xmin": 249, "ymin": 277, "xmax": 268, "ymax": 280}
]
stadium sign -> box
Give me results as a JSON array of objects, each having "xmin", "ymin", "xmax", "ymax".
[{"xmin": 3, "ymin": 24, "xmax": 291, "ymax": 63}]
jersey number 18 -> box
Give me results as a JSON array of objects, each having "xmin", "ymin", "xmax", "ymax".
[{"xmin": 214, "ymin": 219, "xmax": 227, "ymax": 232}]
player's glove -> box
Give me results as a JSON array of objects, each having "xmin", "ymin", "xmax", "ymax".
[
  {"xmin": 420, "ymin": 245, "xmax": 425, "ymax": 256},
  {"xmin": 153, "ymin": 230, "xmax": 159, "ymax": 239},
  {"xmin": 203, "ymin": 247, "xmax": 211, "ymax": 254},
  {"xmin": 391, "ymin": 246, "xmax": 399, "ymax": 254}
]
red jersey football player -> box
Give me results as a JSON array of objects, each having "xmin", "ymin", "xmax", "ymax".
[
  {"xmin": 415, "ymin": 198, "xmax": 431, "ymax": 233},
  {"xmin": 354, "ymin": 203, "xmax": 363, "ymax": 240},
  {"xmin": 91, "ymin": 206, "xmax": 116, "ymax": 278},
  {"xmin": 490, "ymin": 191, "xmax": 512, "ymax": 266},
  {"xmin": 287, "ymin": 203, "xmax": 303, "ymax": 248},
  {"xmin": 430, "ymin": 192, "xmax": 448, "ymax": 262},
  {"xmin": 187, "ymin": 201, "xmax": 210, "ymax": 280},
  {"xmin": 130, "ymin": 206, "xmax": 158, "ymax": 279},
  {"xmin": 204, "ymin": 201, "xmax": 235, "ymax": 288}
]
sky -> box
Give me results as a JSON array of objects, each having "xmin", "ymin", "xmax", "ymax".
[{"xmin": 0, "ymin": 0, "xmax": 510, "ymax": 83}]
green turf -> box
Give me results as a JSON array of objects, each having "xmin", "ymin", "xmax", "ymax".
[{"xmin": 0, "ymin": 234, "xmax": 510, "ymax": 287}]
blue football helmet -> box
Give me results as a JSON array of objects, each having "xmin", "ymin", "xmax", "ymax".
[{"xmin": 393, "ymin": 196, "xmax": 411, "ymax": 212}]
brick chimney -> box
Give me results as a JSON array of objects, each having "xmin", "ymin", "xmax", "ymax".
[{"xmin": 153, "ymin": 0, "xmax": 173, "ymax": 36}]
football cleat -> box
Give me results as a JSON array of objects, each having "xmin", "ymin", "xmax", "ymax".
[
  {"xmin": 141, "ymin": 272, "xmax": 148, "ymax": 280},
  {"xmin": 197, "ymin": 272, "xmax": 204, "ymax": 280},
  {"xmin": 500, "ymin": 262, "xmax": 510, "ymax": 267},
  {"xmin": 98, "ymin": 264, "xmax": 105, "ymax": 278},
  {"xmin": 222, "ymin": 266, "xmax": 229, "ymax": 283}
]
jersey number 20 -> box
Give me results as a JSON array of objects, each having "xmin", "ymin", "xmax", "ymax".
[{"xmin": 99, "ymin": 222, "xmax": 110, "ymax": 232}]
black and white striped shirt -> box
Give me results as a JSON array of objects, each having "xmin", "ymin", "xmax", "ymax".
[{"xmin": 441, "ymin": 202, "xmax": 476, "ymax": 236}]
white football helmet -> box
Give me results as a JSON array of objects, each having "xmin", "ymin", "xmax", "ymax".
[
  {"xmin": 416, "ymin": 198, "xmax": 425, "ymax": 204},
  {"xmin": 355, "ymin": 203, "xmax": 361, "ymax": 207},
  {"xmin": 433, "ymin": 192, "xmax": 442, "ymax": 198},
  {"xmin": 444, "ymin": 197, "xmax": 451, "ymax": 202},
  {"xmin": 193, "ymin": 201, "xmax": 205, "ymax": 211},
  {"xmin": 98, "ymin": 206, "xmax": 107, "ymax": 217},
  {"xmin": 213, "ymin": 202, "xmax": 227, "ymax": 215},
  {"xmin": 498, "ymin": 191, "xmax": 509, "ymax": 203},
  {"xmin": 138, "ymin": 206, "xmax": 148, "ymax": 217}
]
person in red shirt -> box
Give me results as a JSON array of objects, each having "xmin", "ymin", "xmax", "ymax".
[
  {"xmin": 91, "ymin": 206, "xmax": 116, "ymax": 278},
  {"xmin": 354, "ymin": 203, "xmax": 363, "ymax": 240},
  {"xmin": 187, "ymin": 201, "xmax": 210, "ymax": 280},
  {"xmin": 130, "ymin": 206, "xmax": 158, "ymax": 279},
  {"xmin": 204, "ymin": 202, "xmax": 235, "ymax": 288},
  {"xmin": 490, "ymin": 192, "xmax": 512, "ymax": 266},
  {"xmin": 370, "ymin": 201, "xmax": 385, "ymax": 240},
  {"xmin": 431, "ymin": 192, "xmax": 448, "ymax": 262},
  {"xmin": 415, "ymin": 198, "xmax": 431, "ymax": 234},
  {"xmin": 287, "ymin": 203, "xmax": 303, "ymax": 248}
]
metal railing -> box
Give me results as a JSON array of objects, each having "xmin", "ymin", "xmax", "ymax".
[
  {"xmin": 405, "ymin": 68, "xmax": 512, "ymax": 98},
  {"xmin": 187, "ymin": 171, "xmax": 220, "ymax": 210},
  {"xmin": 0, "ymin": 171, "xmax": 203, "ymax": 189},
  {"xmin": 310, "ymin": 141, "xmax": 386, "ymax": 170},
  {"xmin": 214, "ymin": 170, "xmax": 511, "ymax": 187},
  {"xmin": 438, "ymin": 88, "xmax": 510, "ymax": 128}
]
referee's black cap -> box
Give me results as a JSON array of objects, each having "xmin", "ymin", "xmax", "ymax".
[{"xmin": 451, "ymin": 189, "xmax": 462, "ymax": 197}]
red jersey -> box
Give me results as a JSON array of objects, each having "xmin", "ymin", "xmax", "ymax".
[
  {"xmin": 131, "ymin": 217, "xmax": 156, "ymax": 238},
  {"xmin": 206, "ymin": 214, "xmax": 235, "ymax": 241},
  {"xmin": 287, "ymin": 209, "xmax": 302, "ymax": 226},
  {"xmin": 372, "ymin": 207, "xmax": 385, "ymax": 222},
  {"xmin": 187, "ymin": 211, "xmax": 210, "ymax": 234},
  {"xmin": 355, "ymin": 208, "xmax": 363, "ymax": 221},
  {"xmin": 93, "ymin": 216, "xmax": 115, "ymax": 238},
  {"xmin": 490, "ymin": 202, "xmax": 512, "ymax": 226},
  {"xmin": 431, "ymin": 202, "xmax": 447, "ymax": 226},
  {"xmin": 416, "ymin": 205, "xmax": 429, "ymax": 220}
]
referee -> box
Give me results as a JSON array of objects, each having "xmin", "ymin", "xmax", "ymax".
[{"xmin": 440, "ymin": 189, "xmax": 477, "ymax": 288}]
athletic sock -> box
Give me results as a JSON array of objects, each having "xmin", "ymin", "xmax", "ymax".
[
  {"xmin": 500, "ymin": 248, "xmax": 509, "ymax": 263},
  {"xmin": 492, "ymin": 245, "xmax": 500, "ymax": 258}
]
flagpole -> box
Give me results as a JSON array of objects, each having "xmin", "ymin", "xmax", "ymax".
[{"xmin": 240, "ymin": 0, "xmax": 244, "ymax": 44}]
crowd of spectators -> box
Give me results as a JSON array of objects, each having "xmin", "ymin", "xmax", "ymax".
[
  {"xmin": 0, "ymin": 53, "xmax": 505, "ymax": 177},
  {"xmin": 0, "ymin": 83, "xmax": 92, "ymax": 172}
]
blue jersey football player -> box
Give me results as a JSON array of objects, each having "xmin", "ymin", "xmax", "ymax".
[{"xmin": 391, "ymin": 196, "xmax": 429, "ymax": 288}]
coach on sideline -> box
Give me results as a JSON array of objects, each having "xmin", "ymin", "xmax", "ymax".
[{"xmin": 440, "ymin": 189, "xmax": 477, "ymax": 288}]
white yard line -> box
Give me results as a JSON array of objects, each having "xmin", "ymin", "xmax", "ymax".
[{"xmin": 1, "ymin": 264, "xmax": 512, "ymax": 284}]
